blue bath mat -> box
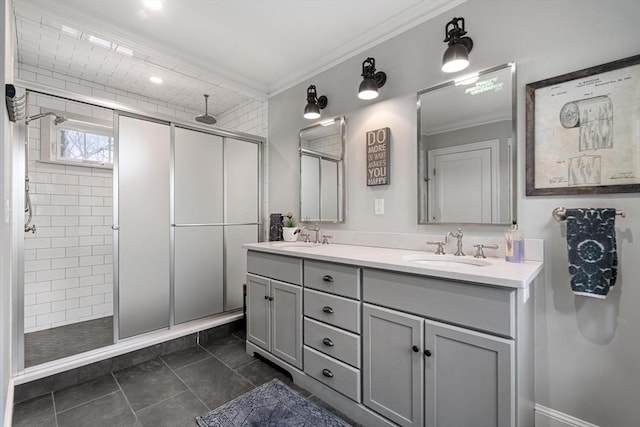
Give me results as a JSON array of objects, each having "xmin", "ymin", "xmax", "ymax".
[{"xmin": 195, "ymin": 378, "xmax": 351, "ymax": 426}]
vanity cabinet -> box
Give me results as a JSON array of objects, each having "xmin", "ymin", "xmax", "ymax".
[
  {"xmin": 246, "ymin": 252, "xmax": 302, "ymax": 369},
  {"xmin": 363, "ymin": 304, "xmax": 513, "ymax": 427},
  {"xmin": 302, "ymin": 260, "xmax": 362, "ymax": 402},
  {"xmin": 244, "ymin": 244, "xmax": 538, "ymax": 427},
  {"xmin": 363, "ymin": 269, "xmax": 520, "ymax": 427}
]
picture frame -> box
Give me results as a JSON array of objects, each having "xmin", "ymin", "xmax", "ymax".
[{"xmin": 525, "ymin": 55, "xmax": 640, "ymax": 195}]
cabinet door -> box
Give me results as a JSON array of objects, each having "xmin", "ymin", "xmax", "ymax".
[
  {"xmin": 247, "ymin": 274, "xmax": 270, "ymax": 351},
  {"xmin": 363, "ymin": 304, "xmax": 424, "ymax": 427},
  {"xmin": 424, "ymin": 319, "xmax": 514, "ymax": 427},
  {"xmin": 271, "ymin": 280, "xmax": 302, "ymax": 369}
]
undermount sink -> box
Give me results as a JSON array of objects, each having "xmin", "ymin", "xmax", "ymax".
[
  {"xmin": 271, "ymin": 242, "xmax": 321, "ymax": 248},
  {"xmin": 402, "ymin": 254, "xmax": 491, "ymax": 267}
]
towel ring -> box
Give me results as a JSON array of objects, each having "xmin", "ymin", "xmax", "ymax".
[{"xmin": 552, "ymin": 207, "xmax": 626, "ymax": 222}]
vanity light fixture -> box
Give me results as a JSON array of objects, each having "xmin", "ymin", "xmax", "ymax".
[
  {"xmin": 303, "ymin": 85, "xmax": 328, "ymax": 120},
  {"xmin": 442, "ymin": 17, "xmax": 474, "ymax": 73},
  {"xmin": 358, "ymin": 57, "xmax": 387, "ymax": 100}
]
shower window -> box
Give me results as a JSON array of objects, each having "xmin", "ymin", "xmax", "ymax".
[
  {"xmin": 40, "ymin": 110, "xmax": 114, "ymax": 168},
  {"xmin": 58, "ymin": 125, "xmax": 113, "ymax": 164}
]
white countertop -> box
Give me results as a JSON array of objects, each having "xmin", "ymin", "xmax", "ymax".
[{"xmin": 243, "ymin": 242, "xmax": 544, "ymax": 289}]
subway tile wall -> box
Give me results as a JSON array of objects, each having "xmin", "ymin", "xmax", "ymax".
[{"xmin": 18, "ymin": 63, "xmax": 269, "ymax": 332}]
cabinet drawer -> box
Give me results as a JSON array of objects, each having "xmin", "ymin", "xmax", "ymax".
[
  {"xmin": 304, "ymin": 346, "xmax": 361, "ymax": 402},
  {"xmin": 304, "ymin": 289, "xmax": 360, "ymax": 334},
  {"xmin": 304, "ymin": 260, "xmax": 359, "ymax": 299},
  {"xmin": 304, "ymin": 317, "xmax": 360, "ymax": 368},
  {"xmin": 247, "ymin": 251, "xmax": 301, "ymax": 285},
  {"xmin": 363, "ymin": 269, "xmax": 516, "ymax": 338}
]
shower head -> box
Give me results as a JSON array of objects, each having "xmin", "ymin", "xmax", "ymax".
[
  {"xmin": 25, "ymin": 111, "xmax": 67, "ymax": 125},
  {"xmin": 195, "ymin": 94, "xmax": 217, "ymax": 125}
]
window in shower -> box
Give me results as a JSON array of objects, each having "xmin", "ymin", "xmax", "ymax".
[{"xmin": 40, "ymin": 109, "xmax": 114, "ymax": 168}]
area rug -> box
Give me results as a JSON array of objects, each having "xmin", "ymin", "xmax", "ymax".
[{"xmin": 195, "ymin": 378, "xmax": 351, "ymax": 426}]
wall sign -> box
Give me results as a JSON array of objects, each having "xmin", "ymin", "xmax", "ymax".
[{"xmin": 366, "ymin": 127, "xmax": 390, "ymax": 186}]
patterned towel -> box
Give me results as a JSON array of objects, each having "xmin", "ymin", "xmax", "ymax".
[
  {"xmin": 566, "ymin": 208, "xmax": 618, "ymax": 298},
  {"xmin": 269, "ymin": 213, "xmax": 283, "ymax": 241}
]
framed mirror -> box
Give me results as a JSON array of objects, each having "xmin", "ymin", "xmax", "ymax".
[
  {"xmin": 418, "ymin": 62, "xmax": 516, "ymax": 225},
  {"xmin": 299, "ymin": 116, "xmax": 345, "ymax": 223}
]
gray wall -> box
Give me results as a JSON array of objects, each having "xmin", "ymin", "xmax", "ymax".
[
  {"xmin": 268, "ymin": 1, "xmax": 640, "ymax": 425},
  {"xmin": 1, "ymin": 0, "xmax": 13, "ymax": 423}
]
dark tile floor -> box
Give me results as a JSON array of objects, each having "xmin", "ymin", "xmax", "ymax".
[
  {"xmin": 13, "ymin": 330, "xmax": 356, "ymax": 426},
  {"xmin": 25, "ymin": 317, "xmax": 113, "ymax": 367}
]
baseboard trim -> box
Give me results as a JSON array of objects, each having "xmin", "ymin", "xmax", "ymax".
[
  {"xmin": 535, "ymin": 404, "xmax": 599, "ymax": 427},
  {"xmin": 3, "ymin": 378, "xmax": 14, "ymax": 427}
]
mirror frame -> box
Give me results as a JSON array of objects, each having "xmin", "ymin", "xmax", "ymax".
[
  {"xmin": 417, "ymin": 62, "xmax": 517, "ymax": 225},
  {"xmin": 299, "ymin": 116, "xmax": 346, "ymax": 223}
]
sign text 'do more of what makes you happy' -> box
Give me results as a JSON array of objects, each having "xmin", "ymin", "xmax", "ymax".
[{"xmin": 366, "ymin": 127, "xmax": 390, "ymax": 186}]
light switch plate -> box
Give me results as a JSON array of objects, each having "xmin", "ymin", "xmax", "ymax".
[{"xmin": 375, "ymin": 198, "xmax": 384, "ymax": 215}]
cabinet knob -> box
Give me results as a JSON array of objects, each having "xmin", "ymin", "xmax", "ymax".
[
  {"xmin": 322, "ymin": 368, "xmax": 334, "ymax": 378},
  {"xmin": 264, "ymin": 295, "xmax": 269, "ymax": 300},
  {"xmin": 322, "ymin": 275, "xmax": 334, "ymax": 283},
  {"xmin": 424, "ymin": 349, "xmax": 432, "ymax": 357},
  {"xmin": 322, "ymin": 306, "xmax": 334, "ymax": 314},
  {"xmin": 322, "ymin": 338, "xmax": 334, "ymax": 347},
  {"xmin": 269, "ymin": 296, "xmax": 274, "ymax": 301},
  {"xmin": 412, "ymin": 345, "xmax": 419, "ymax": 353}
]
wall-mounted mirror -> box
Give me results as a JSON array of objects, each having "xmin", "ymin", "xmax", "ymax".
[
  {"xmin": 418, "ymin": 62, "xmax": 516, "ymax": 224},
  {"xmin": 299, "ymin": 117, "xmax": 345, "ymax": 223}
]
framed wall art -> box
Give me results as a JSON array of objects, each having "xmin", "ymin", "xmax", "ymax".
[{"xmin": 525, "ymin": 55, "xmax": 640, "ymax": 195}]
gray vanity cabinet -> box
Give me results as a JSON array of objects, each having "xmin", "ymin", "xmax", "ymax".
[
  {"xmin": 362, "ymin": 268, "xmax": 526, "ymax": 427},
  {"xmin": 423, "ymin": 320, "xmax": 513, "ymax": 427},
  {"xmin": 363, "ymin": 304, "xmax": 424, "ymax": 427},
  {"xmin": 246, "ymin": 251, "xmax": 303, "ymax": 369}
]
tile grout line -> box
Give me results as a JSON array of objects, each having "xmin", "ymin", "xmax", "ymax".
[
  {"xmin": 54, "ymin": 390, "xmax": 121, "ymax": 416},
  {"xmin": 198, "ymin": 340, "xmax": 260, "ymax": 387},
  {"xmin": 111, "ymin": 371, "xmax": 141, "ymax": 425},
  {"xmin": 159, "ymin": 355, "xmax": 212, "ymax": 412},
  {"xmin": 51, "ymin": 391, "xmax": 59, "ymax": 427}
]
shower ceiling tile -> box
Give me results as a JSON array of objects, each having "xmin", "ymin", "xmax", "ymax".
[{"xmin": 13, "ymin": 0, "xmax": 462, "ymax": 119}]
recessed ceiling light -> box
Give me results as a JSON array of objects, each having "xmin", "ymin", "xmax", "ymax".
[
  {"xmin": 142, "ymin": 0, "xmax": 163, "ymax": 11},
  {"xmin": 149, "ymin": 76, "xmax": 163, "ymax": 84}
]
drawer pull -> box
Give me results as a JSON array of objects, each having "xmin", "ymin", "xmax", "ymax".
[
  {"xmin": 322, "ymin": 338, "xmax": 334, "ymax": 347},
  {"xmin": 322, "ymin": 368, "xmax": 334, "ymax": 378},
  {"xmin": 322, "ymin": 306, "xmax": 334, "ymax": 314},
  {"xmin": 412, "ymin": 345, "xmax": 419, "ymax": 353},
  {"xmin": 424, "ymin": 349, "xmax": 432, "ymax": 357},
  {"xmin": 322, "ymin": 275, "xmax": 334, "ymax": 283}
]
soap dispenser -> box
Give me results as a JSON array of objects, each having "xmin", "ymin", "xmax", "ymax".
[{"xmin": 505, "ymin": 221, "xmax": 525, "ymax": 263}]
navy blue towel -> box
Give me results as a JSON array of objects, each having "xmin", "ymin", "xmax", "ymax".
[{"xmin": 565, "ymin": 208, "xmax": 618, "ymax": 298}]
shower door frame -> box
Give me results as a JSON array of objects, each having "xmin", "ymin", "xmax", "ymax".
[{"xmin": 12, "ymin": 80, "xmax": 265, "ymax": 374}]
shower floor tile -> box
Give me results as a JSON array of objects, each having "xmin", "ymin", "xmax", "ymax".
[
  {"xmin": 13, "ymin": 330, "xmax": 359, "ymax": 426},
  {"xmin": 24, "ymin": 316, "xmax": 113, "ymax": 367}
]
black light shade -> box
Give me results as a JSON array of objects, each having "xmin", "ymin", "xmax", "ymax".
[
  {"xmin": 442, "ymin": 17, "xmax": 473, "ymax": 73},
  {"xmin": 358, "ymin": 57, "xmax": 386, "ymax": 100},
  {"xmin": 303, "ymin": 85, "xmax": 327, "ymax": 120}
]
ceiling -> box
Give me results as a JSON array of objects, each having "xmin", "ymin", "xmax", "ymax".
[{"xmin": 12, "ymin": 0, "xmax": 464, "ymax": 116}]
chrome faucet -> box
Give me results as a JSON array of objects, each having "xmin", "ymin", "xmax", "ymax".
[
  {"xmin": 447, "ymin": 228, "xmax": 464, "ymax": 256},
  {"xmin": 305, "ymin": 223, "xmax": 320, "ymax": 243}
]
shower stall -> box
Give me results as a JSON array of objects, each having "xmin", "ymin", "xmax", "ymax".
[{"xmin": 11, "ymin": 86, "xmax": 263, "ymax": 372}]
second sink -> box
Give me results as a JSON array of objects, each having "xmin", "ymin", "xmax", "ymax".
[{"xmin": 402, "ymin": 254, "xmax": 491, "ymax": 267}]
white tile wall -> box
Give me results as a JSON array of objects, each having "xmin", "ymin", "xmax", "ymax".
[
  {"xmin": 19, "ymin": 63, "xmax": 270, "ymax": 331},
  {"xmin": 24, "ymin": 88, "xmax": 115, "ymax": 331}
]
